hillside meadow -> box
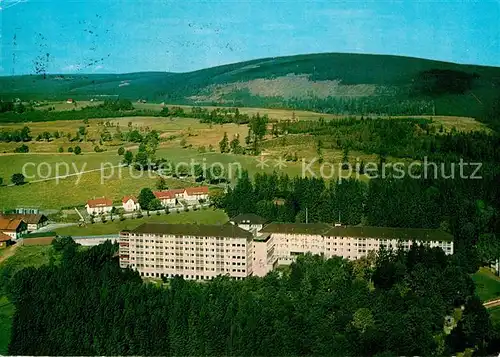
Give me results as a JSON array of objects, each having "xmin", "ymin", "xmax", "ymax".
[{"xmin": 54, "ymin": 209, "xmax": 228, "ymax": 236}]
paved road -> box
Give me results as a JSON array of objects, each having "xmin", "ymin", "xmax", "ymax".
[{"xmin": 35, "ymin": 223, "xmax": 78, "ymax": 232}]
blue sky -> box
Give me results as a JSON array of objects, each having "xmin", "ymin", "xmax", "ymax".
[{"xmin": 1, "ymin": 0, "xmax": 499, "ymax": 75}]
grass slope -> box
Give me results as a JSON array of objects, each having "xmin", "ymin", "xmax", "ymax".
[
  {"xmin": 1, "ymin": 53, "xmax": 499, "ymax": 119},
  {"xmin": 54, "ymin": 209, "xmax": 228, "ymax": 236},
  {"xmin": 472, "ymin": 267, "xmax": 500, "ymax": 302}
]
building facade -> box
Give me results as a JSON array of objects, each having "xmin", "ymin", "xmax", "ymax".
[
  {"xmin": 118, "ymin": 222, "xmax": 454, "ymax": 281},
  {"xmin": 252, "ymin": 223, "xmax": 454, "ymax": 277},
  {"xmin": 0, "ymin": 232, "xmax": 12, "ymax": 248},
  {"xmin": 0, "ymin": 214, "xmax": 48, "ymax": 232},
  {"xmin": 86, "ymin": 198, "xmax": 113, "ymax": 215},
  {"xmin": 119, "ymin": 223, "xmax": 253, "ymax": 280},
  {"xmin": 153, "ymin": 191, "xmax": 177, "ymax": 207},
  {"xmin": 122, "ymin": 196, "xmax": 140, "ymax": 212},
  {"xmin": 0, "ymin": 218, "xmax": 27, "ymax": 239}
]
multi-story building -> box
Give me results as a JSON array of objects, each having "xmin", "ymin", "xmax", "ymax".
[
  {"xmin": 253, "ymin": 223, "xmax": 454, "ymax": 277},
  {"xmin": 118, "ymin": 222, "xmax": 454, "ymax": 280},
  {"xmin": 119, "ymin": 223, "xmax": 253, "ymax": 280}
]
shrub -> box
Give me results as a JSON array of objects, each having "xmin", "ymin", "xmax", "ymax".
[
  {"xmin": 74, "ymin": 146, "xmax": 82, "ymax": 155},
  {"xmin": 58, "ymin": 147, "xmax": 64, "ymax": 153},
  {"xmin": 68, "ymin": 147, "xmax": 74, "ymax": 153}
]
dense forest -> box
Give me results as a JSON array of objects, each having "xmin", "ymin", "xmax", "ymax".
[
  {"xmin": 5, "ymin": 239, "xmax": 499, "ymax": 356},
  {"xmin": 271, "ymin": 117, "xmax": 500, "ymax": 162}
]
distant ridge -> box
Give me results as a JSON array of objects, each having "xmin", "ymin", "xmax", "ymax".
[{"xmin": 1, "ymin": 52, "xmax": 500, "ymax": 120}]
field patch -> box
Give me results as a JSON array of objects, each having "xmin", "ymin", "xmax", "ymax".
[
  {"xmin": 472, "ymin": 267, "xmax": 500, "ymax": 302},
  {"xmin": 55, "ymin": 209, "xmax": 228, "ymax": 236}
]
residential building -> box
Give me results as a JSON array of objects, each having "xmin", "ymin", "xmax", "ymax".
[
  {"xmin": 253, "ymin": 223, "xmax": 454, "ymax": 277},
  {"xmin": 153, "ymin": 187, "xmax": 209, "ymax": 207},
  {"xmin": 0, "ymin": 213, "xmax": 48, "ymax": 232},
  {"xmin": 184, "ymin": 186, "xmax": 209, "ymax": 202},
  {"xmin": 0, "ymin": 218, "xmax": 27, "ymax": 239},
  {"xmin": 230, "ymin": 213, "xmax": 268, "ymax": 236},
  {"xmin": 153, "ymin": 191, "xmax": 177, "ymax": 207},
  {"xmin": 86, "ymin": 197, "xmax": 113, "ymax": 215},
  {"xmin": 0, "ymin": 232, "xmax": 12, "ymax": 249},
  {"xmin": 119, "ymin": 223, "xmax": 253, "ymax": 280},
  {"xmin": 122, "ymin": 196, "xmax": 140, "ymax": 212}
]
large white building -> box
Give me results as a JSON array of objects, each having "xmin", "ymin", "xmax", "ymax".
[
  {"xmin": 118, "ymin": 222, "xmax": 454, "ymax": 280},
  {"xmin": 119, "ymin": 223, "xmax": 253, "ymax": 280},
  {"xmin": 253, "ymin": 223, "xmax": 454, "ymax": 277}
]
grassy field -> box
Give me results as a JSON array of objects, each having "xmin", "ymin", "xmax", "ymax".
[
  {"xmin": 489, "ymin": 306, "xmax": 500, "ymax": 329},
  {"xmin": 472, "ymin": 267, "xmax": 500, "ymax": 302},
  {"xmin": 55, "ymin": 209, "xmax": 228, "ymax": 236},
  {"xmin": 1, "ymin": 139, "xmax": 371, "ymax": 210}
]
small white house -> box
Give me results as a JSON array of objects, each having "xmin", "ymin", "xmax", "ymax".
[
  {"xmin": 230, "ymin": 213, "xmax": 268, "ymax": 236},
  {"xmin": 86, "ymin": 197, "xmax": 113, "ymax": 215},
  {"xmin": 122, "ymin": 196, "xmax": 140, "ymax": 212},
  {"xmin": 153, "ymin": 191, "xmax": 177, "ymax": 207}
]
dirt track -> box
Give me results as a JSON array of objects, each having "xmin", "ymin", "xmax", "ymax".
[
  {"xmin": 484, "ymin": 298, "xmax": 500, "ymax": 309},
  {"xmin": 0, "ymin": 244, "xmax": 19, "ymax": 265}
]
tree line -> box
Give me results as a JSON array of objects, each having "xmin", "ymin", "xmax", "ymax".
[
  {"xmin": 5, "ymin": 238, "xmax": 499, "ymax": 356},
  {"xmin": 273, "ymin": 117, "xmax": 500, "ymax": 163}
]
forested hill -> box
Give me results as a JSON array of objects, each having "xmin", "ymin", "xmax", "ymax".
[
  {"xmin": 1, "ymin": 53, "xmax": 500, "ymax": 121},
  {"xmin": 5, "ymin": 238, "xmax": 500, "ymax": 356}
]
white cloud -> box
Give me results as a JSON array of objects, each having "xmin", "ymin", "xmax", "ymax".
[{"xmin": 62, "ymin": 64, "xmax": 81, "ymax": 72}]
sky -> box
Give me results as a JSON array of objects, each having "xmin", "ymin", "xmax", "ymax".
[{"xmin": 1, "ymin": 0, "xmax": 499, "ymax": 75}]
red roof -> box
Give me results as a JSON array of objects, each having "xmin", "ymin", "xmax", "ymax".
[
  {"xmin": 86, "ymin": 197, "xmax": 113, "ymax": 208},
  {"xmin": 122, "ymin": 195, "xmax": 137, "ymax": 204},
  {"xmin": 0, "ymin": 232, "xmax": 12, "ymax": 242},
  {"xmin": 154, "ymin": 191, "xmax": 175, "ymax": 199},
  {"xmin": 186, "ymin": 186, "xmax": 209, "ymax": 195},
  {"xmin": 0, "ymin": 218, "xmax": 24, "ymax": 231},
  {"xmin": 170, "ymin": 188, "xmax": 185, "ymax": 194}
]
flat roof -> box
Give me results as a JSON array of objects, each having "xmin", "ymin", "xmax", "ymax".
[
  {"xmin": 259, "ymin": 223, "xmax": 453, "ymax": 242},
  {"xmin": 326, "ymin": 226, "xmax": 454, "ymax": 242},
  {"xmin": 130, "ymin": 223, "xmax": 254, "ymax": 241},
  {"xmin": 259, "ymin": 223, "xmax": 332, "ymax": 235}
]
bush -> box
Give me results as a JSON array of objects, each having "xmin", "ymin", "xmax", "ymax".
[
  {"xmin": 68, "ymin": 147, "xmax": 74, "ymax": 153},
  {"xmin": 14, "ymin": 144, "xmax": 29, "ymax": 153},
  {"xmin": 74, "ymin": 146, "xmax": 82, "ymax": 155},
  {"xmin": 118, "ymin": 147, "xmax": 125, "ymax": 155},
  {"xmin": 11, "ymin": 172, "xmax": 25, "ymax": 185},
  {"xmin": 58, "ymin": 147, "xmax": 64, "ymax": 153}
]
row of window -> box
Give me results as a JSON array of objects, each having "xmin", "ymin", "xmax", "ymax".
[{"xmin": 139, "ymin": 272, "xmax": 245, "ymax": 280}]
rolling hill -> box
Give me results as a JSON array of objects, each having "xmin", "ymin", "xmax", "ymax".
[{"xmin": 1, "ymin": 53, "xmax": 500, "ymax": 121}]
